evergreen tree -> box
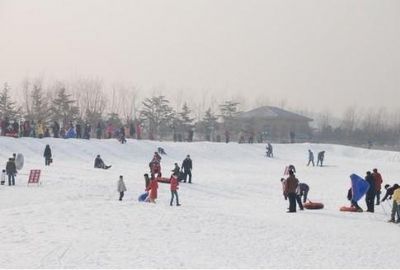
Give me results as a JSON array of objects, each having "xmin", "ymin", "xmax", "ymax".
[
  {"xmin": 0, "ymin": 83, "xmax": 20, "ymax": 119},
  {"xmin": 26, "ymin": 84, "xmax": 49, "ymax": 122},
  {"xmin": 140, "ymin": 96, "xmax": 174, "ymax": 140},
  {"xmin": 50, "ymin": 87, "xmax": 79, "ymax": 125},
  {"xmin": 179, "ymin": 103, "xmax": 194, "ymax": 128},
  {"xmin": 197, "ymin": 108, "xmax": 218, "ymax": 141},
  {"xmin": 219, "ymin": 101, "xmax": 240, "ymax": 134}
]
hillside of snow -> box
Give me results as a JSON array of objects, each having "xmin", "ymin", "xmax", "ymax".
[{"xmin": 0, "ymin": 137, "xmax": 399, "ymax": 268}]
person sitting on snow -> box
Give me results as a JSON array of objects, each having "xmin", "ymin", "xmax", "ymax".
[
  {"xmin": 347, "ymin": 188, "xmax": 363, "ymax": 212},
  {"xmin": 172, "ymin": 163, "xmax": 180, "ymax": 176},
  {"xmin": 94, "ymin": 155, "xmax": 112, "ymax": 169}
]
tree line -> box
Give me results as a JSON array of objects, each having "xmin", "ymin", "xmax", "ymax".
[
  {"xmin": 0, "ymin": 80, "xmax": 241, "ymax": 141},
  {"xmin": 1, "ymin": 79, "xmax": 400, "ymax": 147}
]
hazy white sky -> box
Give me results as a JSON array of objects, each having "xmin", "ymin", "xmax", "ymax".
[{"xmin": 0, "ymin": 0, "xmax": 399, "ymax": 115}]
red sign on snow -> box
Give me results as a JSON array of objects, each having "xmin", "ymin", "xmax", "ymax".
[{"xmin": 28, "ymin": 170, "xmax": 41, "ymax": 184}]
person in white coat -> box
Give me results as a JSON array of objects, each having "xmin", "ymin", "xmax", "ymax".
[{"xmin": 117, "ymin": 175, "xmax": 127, "ymax": 201}]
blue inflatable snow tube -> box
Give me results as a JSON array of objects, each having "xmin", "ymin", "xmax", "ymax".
[{"xmin": 138, "ymin": 192, "xmax": 148, "ymax": 202}]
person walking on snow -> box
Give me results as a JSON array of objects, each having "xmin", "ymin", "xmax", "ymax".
[
  {"xmin": 170, "ymin": 174, "xmax": 181, "ymax": 206},
  {"xmin": 317, "ymin": 151, "xmax": 325, "ymax": 167},
  {"xmin": 372, "ymin": 168, "xmax": 383, "ymax": 205},
  {"xmin": 117, "ymin": 175, "xmax": 127, "ymax": 201},
  {"xmin": 182, "ymin": 155, "xmax": 193, "ymax": 183},
  {"xmin": 307, "ymin": 150, "xmax": 315, "ymax": 166},
  {"xmin": 43, "ymin": 144, "xmax": 52, "ymax": 166}
]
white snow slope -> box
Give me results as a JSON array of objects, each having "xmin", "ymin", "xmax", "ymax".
[{"xmin": 0, "ymin": 137, "xmax": 399, "ymax": 268}]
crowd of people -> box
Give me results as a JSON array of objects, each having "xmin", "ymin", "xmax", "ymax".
[
  {"xmin": 0, "ymin": 118, "xmax": 141, "ymax": 143},
  {"xmin": 280, "ymin": 164, "xmax": 400, "ymax": 223},
  {"xmin": 92, "ymin": 148, "xmax": 194, "ymax": 206}
]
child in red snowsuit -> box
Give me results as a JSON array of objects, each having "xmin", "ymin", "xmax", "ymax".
[{"xmin": 146, "ymin": 175, "xmax": 159, "ymax": 203}]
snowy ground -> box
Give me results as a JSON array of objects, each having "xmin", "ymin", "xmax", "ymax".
[{"xmin": 0, "ymin": 137, "xmax": 399, "ymax": 268}]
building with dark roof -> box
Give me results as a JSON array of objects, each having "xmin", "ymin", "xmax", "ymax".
[{"xmin": 238, "ymin": 106, "xmax": 313, "ymax": 143}]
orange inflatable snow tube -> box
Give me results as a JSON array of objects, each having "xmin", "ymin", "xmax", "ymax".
[
  {"xmin": 303, "ymin": 201, "xmax": 324, "ymax": 210},
  {"xmin": 340, "ymin": 206, "xmax": 363, "ymax": 212}
]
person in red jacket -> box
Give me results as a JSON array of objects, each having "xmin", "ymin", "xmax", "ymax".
[
  {"xmin": 372, "ymin": 168, "xmax": 383, "ymax": 205},
  {"xmin": 146, "ymin": 174, "xmax": 159, "ymax": 203},
  {"xmin": 170, "ymin": 174, "xmax": 181, "ymax": 206}
]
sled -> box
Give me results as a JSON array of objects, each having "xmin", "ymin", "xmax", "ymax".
[
  {"xmin": 156, "ymin": 177, "xmax": 170, "ymax": 184},
  {"xmin": 340, "ymin": 206, "xmax": 363, "ymax": 212},
  {"xmin": 303, "ymin": 201, "xmax": 324, "ymax": 210},
  {"xmin": 5, "ymin": 131, "xmax": 18, "ymax": 138},
  {"xmin": 138, "ymin": 192, "xmax": 149, "ymax": 202},
  {"xmin": 15, "ymin": 153, "xmax": 24, "ymax": 170}
]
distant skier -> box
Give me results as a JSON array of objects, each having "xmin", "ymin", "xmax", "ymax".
[
  {"xmin": 266, "ymin": 143, "xmax": 273, "ymax": 158},
  {"xmin": 170, "ymin": 174, "xmax": 181, "ymax": 206},
  {"xmin": 94, "ymin": 155, "xmax": 112, "ymax": 169},
  {"xmin": 182, "ymin": 154, "xmax": 193, "ymax": 183},
  {"xmin": 6, "ymin": 157, "xmax": 17, "ymax": 186},
  {"xmin": 372, "ymin": 168, "xmax": 383, "ymax": 205},
  {"xmin": 117, "ymin": 175, "xmax": 127, "ymax": 201},
  {"xmin": 307, "ymin": 150, "xmax": 315, "ymax": 166},
  {"xmin": 317, "ymin": 151, "xmax": 325, "ymax": 167},
  {"xmin": 43, "ymin": 144, "xmax": 52, "ymax": 166}
]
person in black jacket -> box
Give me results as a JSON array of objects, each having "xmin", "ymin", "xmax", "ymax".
[
  {"xmin": 6, "ymin": 158, "xmax": 17, "ymax": 186},
  {"xmin": 381, "ymin": 184, "xmax": 400, "ymax": 202},
  {"xmin": 43, "ymin": 144, "xmax": 52, "ymax": 166},
  {"xmin": 94, "ymin": 155, "xmax": 111, "ymax": 169},
  {"xmin": 365, "ymin": 171, "xmax": 376, "ymax": 212},
  {"xmin": 181, "ymin": 155, "xmax": 193, "ymax": 183}
]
